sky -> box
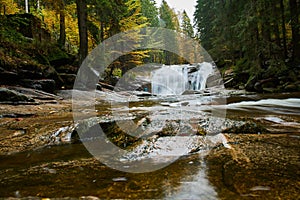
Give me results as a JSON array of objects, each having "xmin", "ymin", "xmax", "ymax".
[{"xmin": 154, "ymin": 0, "xmax": 197, "ymax": 22}]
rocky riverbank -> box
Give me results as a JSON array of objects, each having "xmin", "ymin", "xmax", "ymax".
[
  {"xmin": 222, "ymin": 66, "xmax": 300, "ymax": 93},
  {"xmin": 0, "ymin": 88, "xmax": 299, "ymax": 199}
]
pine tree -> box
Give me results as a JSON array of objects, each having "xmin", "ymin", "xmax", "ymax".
[
  {"xmin": 141, "ymin": 0, "xmax": 159, "ymax": 27},
  {"xmin": 181, "ymin": 10, "xmax": 194, "ymax": 38},
  {"xmin": 159, "ymin": 0, "xmax": 181, "ymax": 64}
]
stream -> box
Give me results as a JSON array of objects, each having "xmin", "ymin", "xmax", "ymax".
[
  {"xmin": 0, "ymin": 63, "xmax": 299, "ymax": 199},
  {"xmin": 0, "ymin": 90, "xmax": 299, "ymax": 199}
]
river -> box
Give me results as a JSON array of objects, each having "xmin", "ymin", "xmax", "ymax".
[{"xmin": 0, "ymin": 88, "xmax": 299, "ymax": 199}]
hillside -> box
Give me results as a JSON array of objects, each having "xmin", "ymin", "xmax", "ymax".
[{"xmin": 0, "ymin": 13, "xmax": 77, "ymax": 94}]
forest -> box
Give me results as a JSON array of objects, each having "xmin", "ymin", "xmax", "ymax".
[
  {"xmin": 0, "ymin": 0, "xmax": 300, "ymax": 92},
  {"xmin": 0, "ymin": 1, "xmax": 300, "ymax": 199},
  {"xmin": 194, "ymin": 0, "xmax": 300, "ymax": 92},
  {"xmin": 0, "ymin": 0, "xmax": 195, "ymax": 85}
]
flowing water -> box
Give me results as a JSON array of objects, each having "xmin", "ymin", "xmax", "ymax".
[
  {"xmin": 151, "ymin": 62, "xmax": 215, "ymax": 95},
  {"xmin": 0, "ymin": 64, "xmax": 299, "ymax": 199}
]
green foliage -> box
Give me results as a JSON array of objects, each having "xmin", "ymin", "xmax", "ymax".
[
  {"xmin": 0, "ymin": 13, "xmax": 72, "ymax": 76},
  {"xmin": 141, "ymin": 0, "xmax": 159, "ymax": 27},
  {"xmin": 1, "ymin": 0, "xmax": 190, "ymax": 82},
  {"xmin": 112, "ymin": 68, "xmax": 122, "ymax": 77},
  {"xmin": 194, "ymin": 0, "xmax": 300, "ymax": 86},
  {"xmin": 181, "ymin": 10, "xmax": 194, "ymax": 38},
  {"xmin": 158, "ymin": 0, "xmax": 181, "ymax": 64},
  {"xmin": 159, "ymin": 0, "xmax": 175, "ymax": 30}
]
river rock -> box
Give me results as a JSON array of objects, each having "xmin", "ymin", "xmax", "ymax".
[
  {"xmin": 0, "ymin": 71, "xmax": 19, "ymax": 85},
  {"xmin": 262, "ymin": 87, "xmax": 277, "ymax": 93},
  {"xmin": 284, "ymin": 83, "xmax": 299, "ymax": 92},
  {"xmin": 260, "ymin": 78, "xmax": 278, "ymax": 89},
  {"xmin": 59, "ymin": 73, "xmax": 77, "ymax": 89},
  {"xmin": 56, "ymin": 65, "xmax": 78, "ymax": 74},
  {"xmin": 206, "ymin": 74, "xmax": 223, "ymax": 88},
  {"xmin": 8, "ymin": 86, "xmax": 61, "ymax": 101},
  {"xmin": 182, "ymin": 90, "xmax": 203, "ymax": 95},
  {"xmin": 224, "ymin": 77, "xmax": 234, "ymax": 88},
  {"xmin": 245, "ymin": 76, "xmax": 257, "ymax": 92},
  {"xmin": 222, "ymin": 121, "xmax": 269, "ymax": 134},
  {"xmin": 41, "ymin": 65, "xmax": 64, "ymax": 88},
  {"xmin": 132, "ymin": 91, "xmax": 152, "ymax": 97},
  {"xmin": 18, "ymin": 69, "xmax": 44, "ymax": 79},
  {"xmin": 0, "ymin": 88, "xmax": 34, "ymax": 102},
  {"xmin": 20, "ymin": 79, "xmax": 56, "ymax": 93},
  {"xmin": 99, "ymin": 82, "xmax": 114, "ymax": 91}
]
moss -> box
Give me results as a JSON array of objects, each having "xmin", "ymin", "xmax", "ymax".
[
  {"xmin": 222, "ymin": 121, "xmax": 269, "ymax": 134},
  {"xmin": 100, "ymin": 121, "xmax": 141, "ymax": 149},
  {"xmin": 196, "ymin": 126, "xmax": 207, "ymax": 136}
]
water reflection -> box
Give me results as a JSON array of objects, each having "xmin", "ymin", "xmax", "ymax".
[
  {"xmin": 166, "ymin": 161, "xmax": 218, "ymax": 200},
  {"xmin": 0, "ymin": 144, "xmax": 218, "ymax": 199}
]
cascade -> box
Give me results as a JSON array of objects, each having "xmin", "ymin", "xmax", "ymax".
[{"xmin": 151, "ymin": 62, "xmax": 214, "ymax": 95}]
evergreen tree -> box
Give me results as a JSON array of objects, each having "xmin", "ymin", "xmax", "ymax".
[
  {"xmin": 181, "ymin": 10, "xmax": 194, "ymax": 38},
  {"xmin": 194, "ymin": 0, "xmax": 300, "ymax": 88},
  {"xmin": 141, "ymin": 0, "xmax": 159, "ymax": 27},
  {"xmin": 289, "ymin": 0, "xmax": 300, "ymax": 62},
  {"xmin": 159, "ymin": 0, "xmax": 181, "ymax": 64},
  {"xmin": 159, "ymin": 0, "xmax": 174, "ymax": 29}
]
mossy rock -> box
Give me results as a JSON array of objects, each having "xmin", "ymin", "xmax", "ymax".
[
  {"xmin": 222, "ymin": 122, "xmax": 269, "ymax": 134},
  {"xmin": 100, "ymin": 121, "xmax": 141, "ymax": 149},
  {"xmin": 0, "ymin": 88, "xmax": 34, "ymax": 102}
]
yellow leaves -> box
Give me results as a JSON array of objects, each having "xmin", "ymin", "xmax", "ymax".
[
  {"xmin": 65, "ymin": 4, "xmax": 79, "ymax": 49},
  {"xmin": 0, "ymin": 0, "xmax": 19, "ymax": 14},
  {"xmin": 39, "ymin": 3, "xmax": 78, "ymax": 52},
  {"xmin": 41, "ymin": 9, "xmax": 58, "ymax": 33}
]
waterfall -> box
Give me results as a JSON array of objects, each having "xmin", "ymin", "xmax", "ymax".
[
  {"xmin": 151, "ymin": 62, "xmax": 214, "ymax": 95},
  {"xmin": 150, "ymin": 66, "xmax": 186, "ymax": 95}
]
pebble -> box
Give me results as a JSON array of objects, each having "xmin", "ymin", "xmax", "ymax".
[
  {"xmin": 13, "ymin": 130, "xmax": 26, "ymax": 137},
  {"xmin": 43, "ymin": 167, "xmax": 57, "ymax": 174},
  {"xmin": 250, "ymin": 186, "xmax": 271, "ymax": 191},
  {"xmin": 112, "ymin": 177, "xmax": 127, "ymax": 182}
]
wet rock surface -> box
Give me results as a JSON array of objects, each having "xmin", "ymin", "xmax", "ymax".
[
  {"xmin": 0, "ymin": 92, "xmax": 73, "ymax": 154},
  {"xmin": 0, "ymin": 88, "xmax": 34, "ymax": 103},
  {"xmin": 206, "ymin": 132, "xmax": 300, "ymax": 199},
  {"xmin": 0, "ymin": 90, "xmax": 299, "ymax": 199}
]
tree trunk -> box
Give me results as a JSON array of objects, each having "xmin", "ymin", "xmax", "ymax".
[
  {"xmin": 272, "ymin": 4, "xmax": 281, "ymax": 48},
  {"xmin": 262, "ymin": 1, "xmax": 272, "ymax": 57},
  {"xmin": 100, "ymin": 21, "xmax": 104, "ymax": 42},
  {"xmin": 37, "ymin": 0, "xmax": 40, "ymax": 10},
  {"xmin": 58, "ymin": 0, "xmax": 66, "ymax": 49},
  {"xmin": 25, "ymin": 0, "xmax": 29, "ymax": 13},
  {"xmin": 280, "ymin": 0, "xmax": 288, "ymax": 58},
  {"xmin": 76, "ymin": 0, "xmax": 88, "ymax": 65},
  {"xmin": 289, "ymin": 0, "xmax": 300, "ymax": 62}
]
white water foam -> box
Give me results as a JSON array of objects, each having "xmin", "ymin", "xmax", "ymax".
[{"xmin": 151, "ymin": 62, "xmax": 214, "ymax": 95}]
